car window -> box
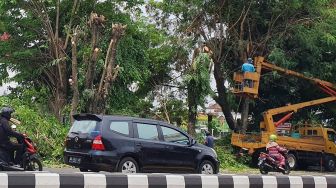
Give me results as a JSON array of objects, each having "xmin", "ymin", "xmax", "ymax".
[
  {"xmin": 70, "ymin": 120, "xmax": 98, "ymax": 134},
  {"xmin": 110, "ymin": 121, "xmax": 129, "ymax": 136},
  {"xmin": 161, "ymin": 126, "xmax": 189, "ymax": 145},
  {"xmin": 136, "ymin": 123, "xmax": 159, "ymax": 140}
]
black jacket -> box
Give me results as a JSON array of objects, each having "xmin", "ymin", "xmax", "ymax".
[{"xmin": 0, "ymin": 117, "xmax": 23, "ymax": 146}]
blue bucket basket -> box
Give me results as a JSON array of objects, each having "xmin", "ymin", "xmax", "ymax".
[{"xmin": 291, "ymin": 132, "xmax": 301, "ymax": 139}]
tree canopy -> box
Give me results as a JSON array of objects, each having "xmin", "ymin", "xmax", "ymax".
[{"xmin": 0, "ymin": 0, "xmax": 335, "ymax": 133}]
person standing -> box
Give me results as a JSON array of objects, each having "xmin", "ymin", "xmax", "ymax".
[
  {"xmin": 204, "ymin": 131, "xmax": 214, "ymax": 148},
  {"xmin": 241, "ymin": 58, "xmax": 255, "ymax": 88}
]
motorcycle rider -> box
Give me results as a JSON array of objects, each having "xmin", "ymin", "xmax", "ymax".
[
  {"xmin": 0, "ymin": 107, "xmax": 24, "ymax": 166},
  {"xmin": 266, "ymin": 134, "xmax": 287, "ymax": 170}
]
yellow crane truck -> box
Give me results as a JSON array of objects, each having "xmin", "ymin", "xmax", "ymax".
[{"xmin": 231, "ymin": 56, "xmax": 336, "ymax": 171}]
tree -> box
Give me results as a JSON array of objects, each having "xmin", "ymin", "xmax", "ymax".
[
  {"xmin": 150, "ymin": 0, "xmax": 336, "ymax": 131},
  {"xmin": 0, "ymin": 1, "xmax": 175, "ymax": 120},
  {"xmin": 184, "ymin": 46, "xmax": 212, "ymax": 136}
]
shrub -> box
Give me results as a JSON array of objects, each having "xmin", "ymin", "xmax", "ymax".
[
  {"xmin": 214, "ymin": 135, "xmax": 251, "ymax": 171},
  {"xmin": 0, "ymin": 97, "xmax": 69, "ymax": 164}
]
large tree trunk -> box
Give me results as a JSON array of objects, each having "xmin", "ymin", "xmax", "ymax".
[
  {"xmin": 30, "ymin": 0, "xmax": 69, "ymax": 121},
  {"xmin": 85, "ymin": 13, "xmax": 104, "ymax": 89},
  {"xmin": 213, "ymin": 59, "xmax": 236, "ymax": 131},
  {"xmin": 50, "ymin": 84, "xmax": 67, "ymax": 121},
  {"xmin": 187, "ymin": 82, "xmax": 197, "ymax": 136},
  {"xmin": 238, "ymin": 2, "xmax": 252, "ymax": 132},
  {"xmin": 241, "ymin": 98, "xmax": 249, "ymax": 133},
  {"xmin": 70, "ymin": 27, "xmax": 80, "ymax": 124},
  {"xmin": 90, "ymin": 24, "xmax": 127, "ymax": 114}
]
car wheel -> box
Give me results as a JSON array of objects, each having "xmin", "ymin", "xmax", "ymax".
[
  {"xmin": 199, "ymin": 160, "xmax": 215, "ymax": 174},
  {"xmin": 118, "ymin": 157, "xmax": 139, "ymax": 174},
  {"xmin": 287, "ymin": 153, "xmax": 297, "ymax": 170},
  {"xmin": 324, "ymin": 156, "xmax": 336, "ymax": 172},
  {"xmin": 79, "ymin": 168, "xmax": 88, "ymax": 172}
]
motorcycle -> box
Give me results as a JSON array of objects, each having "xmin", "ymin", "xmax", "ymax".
[
  {"xmin": 258, "ymin": 151, "xmax": 290, "ymax": 174},
  {"xmin": 0, "ymin": 132, "xmax": 43, "ymax": 171}
]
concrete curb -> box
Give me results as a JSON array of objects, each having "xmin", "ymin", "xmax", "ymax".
[{"xmin": 0, "ymin": 173, "xmax": 335, "ymax": 188}]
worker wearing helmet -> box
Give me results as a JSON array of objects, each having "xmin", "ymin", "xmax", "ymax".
[
  {"xmin": 241, "ymin": 58, "xmax": 255, "ymax": 88},
  {"xmin": 266, "ymin": 134, "xmax": 287, "ymax": 170},
  {"xmin": 0, "ymin": 107, "xmax": 24, "ymax": 166}
]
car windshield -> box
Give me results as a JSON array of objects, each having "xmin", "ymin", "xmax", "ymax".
[{"xmin": 70, "ymin": 120, "xmax": 98, "ymax": 134}]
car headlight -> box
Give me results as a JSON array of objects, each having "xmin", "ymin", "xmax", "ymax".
[{"xmin": 210, "ymin": 148, "xmax": 218, "ymax": 158}]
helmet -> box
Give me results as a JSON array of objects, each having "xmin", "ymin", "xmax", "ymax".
[
  {"xmin": 0, "ymin": 107, "xmax": 14, "ymax": 120},
  {"xmin": 269, "ymin": 134, "xmax": 277, "ymax": 142},
  {"xmin": 247, "ymin": 58, "xmax": 253, "ymax": 63}
]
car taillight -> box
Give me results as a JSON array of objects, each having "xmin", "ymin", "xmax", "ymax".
[{"xmin": 92, "ymin": 135, "xmax": 105, "ymax": 151}]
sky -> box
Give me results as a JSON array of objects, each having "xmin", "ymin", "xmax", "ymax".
[{"xmin": 0, "ymin": 69, "xmax": 17, "ymax": 96}]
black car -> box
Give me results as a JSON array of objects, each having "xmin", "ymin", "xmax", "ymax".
[{"xmin": 64, "ymin": 114, "xmax": 219, "ymax": 174}]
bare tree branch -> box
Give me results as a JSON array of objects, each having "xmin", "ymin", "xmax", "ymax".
[{"xmin": 63, "ymin": 0, "xmax": 80, "ymax": 50}]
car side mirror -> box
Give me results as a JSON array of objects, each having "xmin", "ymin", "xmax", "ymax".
[{"xmin": 189, "ymin": 138, "xmax": 196, "ymax": 146}]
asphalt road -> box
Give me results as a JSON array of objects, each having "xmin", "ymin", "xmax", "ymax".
[{"xmin": 42, "ymin": 167, "xmax": 336, "ymax": 176}]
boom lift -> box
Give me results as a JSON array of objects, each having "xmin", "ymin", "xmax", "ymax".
[{"xmin": 231, "ymin": 56, "xmax": 336, "ymax": 171}]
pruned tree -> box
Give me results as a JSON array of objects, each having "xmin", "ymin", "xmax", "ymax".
[
  {"xmin": 70, "ymin": 13, "xmax": 127, "ymax": 117},
  {"xmin": 1, "ymin": 0, "xmax": 174, "ymax": 122},
  {"xmin": 91, "ymin": 23, "xmax": 127, "ymax": 114},
  {"xmin": 70, "ymin": 26, "xmax": 80, "ymax": 124},
  {"xmin": 28, "ymin": 0, "xmax": 76, "ymax": 120}
]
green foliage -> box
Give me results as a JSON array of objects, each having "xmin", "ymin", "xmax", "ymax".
[
  {"xmin": 208, "ymin": 118, "xmax": 225, "ymax": 136},
  {"xmin": 0, "ymin": 0, "xmax": 336, "ymax": 166},
  {"xmin": 184, "ymin": 52, "xmax": 212, "ymax": 107},
  {"xmin": 214, "ymin": 135, "xmax": 251, "ymax": 170},
  {"xmin": 0, "ymin": 0, "xmax": 175, "ymax": 118},
  {"xmin": 0, "ymin": 97, "xmax": 69, "ymax": 164},
  {"xmin": 215, "ymin": 146, "xmax": 250, "ymax": 170}
]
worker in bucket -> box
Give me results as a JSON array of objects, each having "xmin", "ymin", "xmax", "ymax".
[{"xmin": 241, "ymin": 58, "xmax": 255, "ymax": 88}]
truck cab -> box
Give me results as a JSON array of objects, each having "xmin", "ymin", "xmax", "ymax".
[{"xmin": 324, "ymin": 128, "xmax": 336, "ymax": 153}]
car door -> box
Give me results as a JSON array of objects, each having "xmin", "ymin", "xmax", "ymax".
[
  {"xmin": 133, "ymin": 121, "xmax": 167, "ymax": 171},
  {"xmin": 158, "ymin": 125, "xmax": 199, "ymax": 172},
  {"xmin": 102, "ymin": 119, "xmax": 134, "ymax": 154}
]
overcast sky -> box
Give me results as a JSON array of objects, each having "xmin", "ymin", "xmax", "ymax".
[{"xmin": 0, "ymin": 69, "xmax": 17, "ymax": 96}]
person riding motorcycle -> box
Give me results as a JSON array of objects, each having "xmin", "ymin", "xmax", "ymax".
[
  {"xmin": 0, "ymin": 107, "xmax": 24, "ymax": 165},
  {"xmin": 266, "ymin": 134, "xmax": 287, "ymax": 170}
]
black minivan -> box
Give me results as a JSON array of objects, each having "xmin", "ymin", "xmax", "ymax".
[{"xmin": 64, "ymin": 114, "xmax": 219, "ymax": 174}]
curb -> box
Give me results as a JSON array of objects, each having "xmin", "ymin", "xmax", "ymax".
[{"xmin": 0, "ymin": 173, "xmax": 335, "ymax": 188}]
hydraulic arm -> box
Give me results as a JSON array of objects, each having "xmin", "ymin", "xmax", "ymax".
[{"xmin": 233, "ymin": 56, "xmax": 336, "ymax": 133}]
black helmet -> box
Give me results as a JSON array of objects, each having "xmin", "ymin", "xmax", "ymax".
[{"xmin": 1, "ymin": 107, "xmax": 14, "ymax": 120}]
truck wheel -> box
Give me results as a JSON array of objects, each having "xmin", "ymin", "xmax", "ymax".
[
  {"xmin": 324, "ymin": 156, "xmax": 336, "ymax": 172},
  {"xmin": 287, "ymin": 154, "xmax": 297, "ymax": 170},
  {"xmin": 251, "ymin": 149, "xmax": 266, "ymax": 168},
  {"xmin": 251, "ymin": 152, "xmax": 259, "ymax": 168}
]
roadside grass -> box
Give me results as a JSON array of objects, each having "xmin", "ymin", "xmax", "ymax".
[
  {"xmin": 43, "ymin": 160, "xmax": 71, "ymax": 168},
  {"xmin": 214, "ymin": 135, "xmax": 253, "ymax": 173}
]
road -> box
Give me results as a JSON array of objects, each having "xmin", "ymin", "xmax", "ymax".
[{"xmin": 43, "ymin": 167, "xmax": 336, "ymax": 176}]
